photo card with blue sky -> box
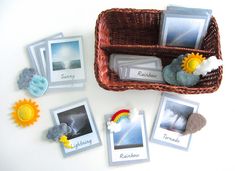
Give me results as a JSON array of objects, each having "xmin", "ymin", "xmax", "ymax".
[
  {"xmin": 29, "ymin": 33, "xmax": 85, "ymax": 90},
  {"xmin": 105, "ymin": 112, "xmax": 149, "ymax": 166},
  {"xmin": 151, "ymin": 93, "xmax": 199, "ymax": 151},
  {"xmin": 51, "ymin": 99, "xmax": 101, "ymax": 157},
  {"xmin": 47, "ymin": 36, "xmax": 85, "ymax": 86}
]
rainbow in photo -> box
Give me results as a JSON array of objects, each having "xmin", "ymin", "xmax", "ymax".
[{"xmin": 111, "ymin": 109, "xmax": 130, "ymax": 123}]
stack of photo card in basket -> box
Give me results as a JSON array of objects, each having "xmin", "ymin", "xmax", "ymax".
[
  {"xmin": 159, "ymin": 6, "xmax": 212, "ymax": 49},
  {"xmin": 27, "ymin": 33, "xmax": 85, "ymax": 90},
  {"xmin": 109, "ymin": 54, "xmax": 164, "ymax": 83}
]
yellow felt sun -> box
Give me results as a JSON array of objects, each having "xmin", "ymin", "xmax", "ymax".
[
  {"xmin": 182, "ymin": 53, "xmax": 205, "ymax": 73},
  {"xmin": 12, "ymin": 99, "xmax": 40, "ymax": 127}
]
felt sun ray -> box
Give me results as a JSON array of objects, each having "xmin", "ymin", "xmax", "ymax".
[
  {"xmin": 181, "ymin": 53, "xmax": 205, "ymax": 73},
  {"xmin": 12, "ymin": 99, "xmax": 40, "ymax": 127}
]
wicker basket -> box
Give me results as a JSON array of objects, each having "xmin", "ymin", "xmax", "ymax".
[{"xmin": 94, "ymin": 8, "xmax": 223, "ymax": 94}]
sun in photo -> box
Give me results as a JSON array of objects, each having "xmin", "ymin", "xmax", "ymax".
[{"xmin": 12, "ymin": 99, "xmax": 40, "ymax": 127}]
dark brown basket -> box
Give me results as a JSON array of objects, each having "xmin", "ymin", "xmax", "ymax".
[{"xmin": 94, "ymin": 8, "xmax": 223, "ymax": 94}]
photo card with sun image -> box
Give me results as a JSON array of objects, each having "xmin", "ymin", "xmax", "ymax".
[
  {"xmin": 51, "ymin": 99, "xmax": 101, "ymax": 157},
  {"xmin": 105, "ymin": 109, "xmax": 149, "ymax": 166},
  {"xmin": 151, "ymin": 93, "xmax": 199, "ymax": 151},
  {"xmin": 46, "ymin": 36, "xmax": 85, "ymax": 86}
]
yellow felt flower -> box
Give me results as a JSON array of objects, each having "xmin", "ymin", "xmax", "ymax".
[
  {"xmin": 59, "ymin": 135, "xmax": 73, "ymax": 149},
  {"xmin": 182, "ymin": 53, "xmax": 205, "ymax": 73},
  {"xmin": 12, "ymin": 99, "xmax": 39, "ymax": 127}
]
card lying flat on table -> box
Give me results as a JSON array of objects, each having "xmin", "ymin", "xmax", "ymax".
[
  {"xmin": 105, "ymin": 111, "xmax": 149, "ymax": 166},
  {"xmin": 151, "ymin": 93, "xmax": 199, "ymax": 151},
  {"xmin": 51, "ymin": 99, "xmax": 101, "ymax": 157},
  {"xmin": 27, "ymin": 33, "xmax": 85, "ymax": 90},
  {"xmin": 46, "ymin": 36, "xmax": 86, "ymax": 86},
  {"xmin": 27, "ymin": 33, "xmax": 63, "ymax": 76}
]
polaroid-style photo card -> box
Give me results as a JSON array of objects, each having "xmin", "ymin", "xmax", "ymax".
[
  {"xmin": 51, "ymin": 99, "xmax": 101, "ymax": 156},
  {"xmin": 27, "ymin": 33, "xmax": 63, "ymax": 75},
  {"xmin": 105, "ymin": 112, "xmax": 149, "ymax": 166},
  {"xmin": 46, "ymin": 36, "xmax": 85, "ymax": 86},
  {"xmin": 160, "ymin": 12, "xmax": 209, "ymax": 49},
  {"xmin": 35, "ymin": 45, "xmax": 47, "ymax": 77},
  {"xmin": 35, "ymin": 44, "xmax": 85, "ymax": 90},
  {"xmin": 151, "ymin": 93, "xmax": 199, "ymax": 151}
]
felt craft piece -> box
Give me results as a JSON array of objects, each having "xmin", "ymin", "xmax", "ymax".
[
  {"xmin": 107, "ymin": 108, "xmax": 141, "ymax": 133},
  {"xmin": 47, "ymin": 123, "xmax": 74, "ymax": 149},
  {"xmin": 163, "ymin": 65, "xmax": 179, "ymax": 85},
  {"xmin": 12, "ymin": 99, "xmax": 40, "ymax": 127},
  {"xmin": 107, "ymin": 109, "xmax": 130, "ymax": 133},
  {"xmin": 183, "ymin": 113, "xmax": 206, "ymax": 135},
  {"xmin": 176, "ymin": 71, "xmax": 200, "ymax": 87},
  {"xmin": 18, "ymin": 68, "xmax": 48, "ymax": 97},
  {"xmin": 181, "ymin": 53, "xmax": 205, "ymax": 74},
  {"xmin": 193, "ymin": 56, "xmax": 223, "ymax": 76},
  {"xmin": 47, "ymin": 123, "xmax": 72, "ymax": 141},
  {"xmin": 59, "ymin": 135, "xmax": 74, "ymax": 148},
  {"xmin": 163, "ymin": 53, "xmax": 201, "ymax": 87}
]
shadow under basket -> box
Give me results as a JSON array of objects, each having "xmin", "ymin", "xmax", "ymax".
[{"xmin": 94, "ymin": 8, "xmax": 223, "ymax": 94}]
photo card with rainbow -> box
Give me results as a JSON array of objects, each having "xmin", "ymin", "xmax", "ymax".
[{"xmin": 105, "ymin": 109, "xmax": 149, "ymax": 166}]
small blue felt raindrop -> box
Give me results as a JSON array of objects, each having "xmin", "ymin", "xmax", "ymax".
[{"xmin": 27, "ymin": 75, "xmax": 48, "ymax": 97}]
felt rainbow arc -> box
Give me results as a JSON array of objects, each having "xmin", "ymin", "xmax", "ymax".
[{"xmin": 111, "ymin": 109, "xmax": 130, "ymax": 123}]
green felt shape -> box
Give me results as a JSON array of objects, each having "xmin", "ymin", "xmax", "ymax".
[
  {"xmin": 176, "ymin": 71, "xmax": 200, "ymax": 87},
  {"xmin": 163, "ymin": 65, "xmax": 179, "ymax": 85}
]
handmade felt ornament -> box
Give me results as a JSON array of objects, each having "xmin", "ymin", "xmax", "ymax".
[
  {"xmin": 12, "ymin": 99, "xmax": 40, "ymax": 127},
  {"xmin": 47, "ymin": 123, "xmax": 74, "ymax": 149},
  {"xmin": 17, "ymin": 68, "xmax": 48, "ymax": 97},
  {"xmin": 163, "ymin": 53, "xmax": 223, "ymax": 87},
  {"xmin": 183, "ymin": 113, "xmax": 207, "ymax": 135},
  {"xmin": 107, "ymin": 108, "xmax": 141, "ymax": 133}
]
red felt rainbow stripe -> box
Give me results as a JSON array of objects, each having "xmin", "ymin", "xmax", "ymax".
[{"xmin": 111, "ymin": 109, "xmax": 130, "ymax": 123}]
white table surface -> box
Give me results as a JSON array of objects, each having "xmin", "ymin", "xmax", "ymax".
[{"xmin": 0, "ymin": 0, "xmax": 234, "ymax": 171}]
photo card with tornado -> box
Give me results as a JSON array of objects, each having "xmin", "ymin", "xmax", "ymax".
[{"xmin": 151, "ymin": 93, "xmax": 199, "ymax": 150}]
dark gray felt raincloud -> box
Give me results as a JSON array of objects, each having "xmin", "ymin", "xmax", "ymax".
[{"xmin": 47, "ymin": 123, "xmax": 72, "ymax": 141}]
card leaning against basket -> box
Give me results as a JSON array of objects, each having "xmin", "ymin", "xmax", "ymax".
[{"xmin": 94, "ymin": 7, "xmax": 223, "ymax": 94}]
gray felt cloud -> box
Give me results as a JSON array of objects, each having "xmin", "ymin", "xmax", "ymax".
[
  {"xmin": 47, "ymin": 123, "xmax": 72, "ymax": 141},
  {"xmin": 17, "ymin": 68, "xmax": 36, "ymax": 89}
]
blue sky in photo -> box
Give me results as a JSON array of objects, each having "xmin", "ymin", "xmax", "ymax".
[
  {"xmin": 113, "ymin": 119, "xmax": 143, "ymax": 147},
  {"xmin": 51, "ymin": 41, "xmax": 80, "ymax": 60}
]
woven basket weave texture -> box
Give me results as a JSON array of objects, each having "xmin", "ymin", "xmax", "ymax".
[{"xmin": 94, "ymin": 8, "xmax": 223, "ymax": 94}]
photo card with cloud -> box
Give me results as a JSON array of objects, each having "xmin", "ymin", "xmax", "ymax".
[
  {"xmin": 46, "ymin": 36, "xmax": 85, "ymax": 86},
  {"xmin": 51, "ymin": 99, "xmax": 101, "ymax": 157},
  {"xmin": 105, "ymin": 111, "xmax": 149, "ymax": 166},
  {"xmin": 151, "ymin": 93, "xmax": 199, "ymax": 151}
]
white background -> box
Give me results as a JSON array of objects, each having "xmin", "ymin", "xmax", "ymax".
[{"xmin": 0, "ymin": 0, "xmax": 234, "ymax": 171}]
